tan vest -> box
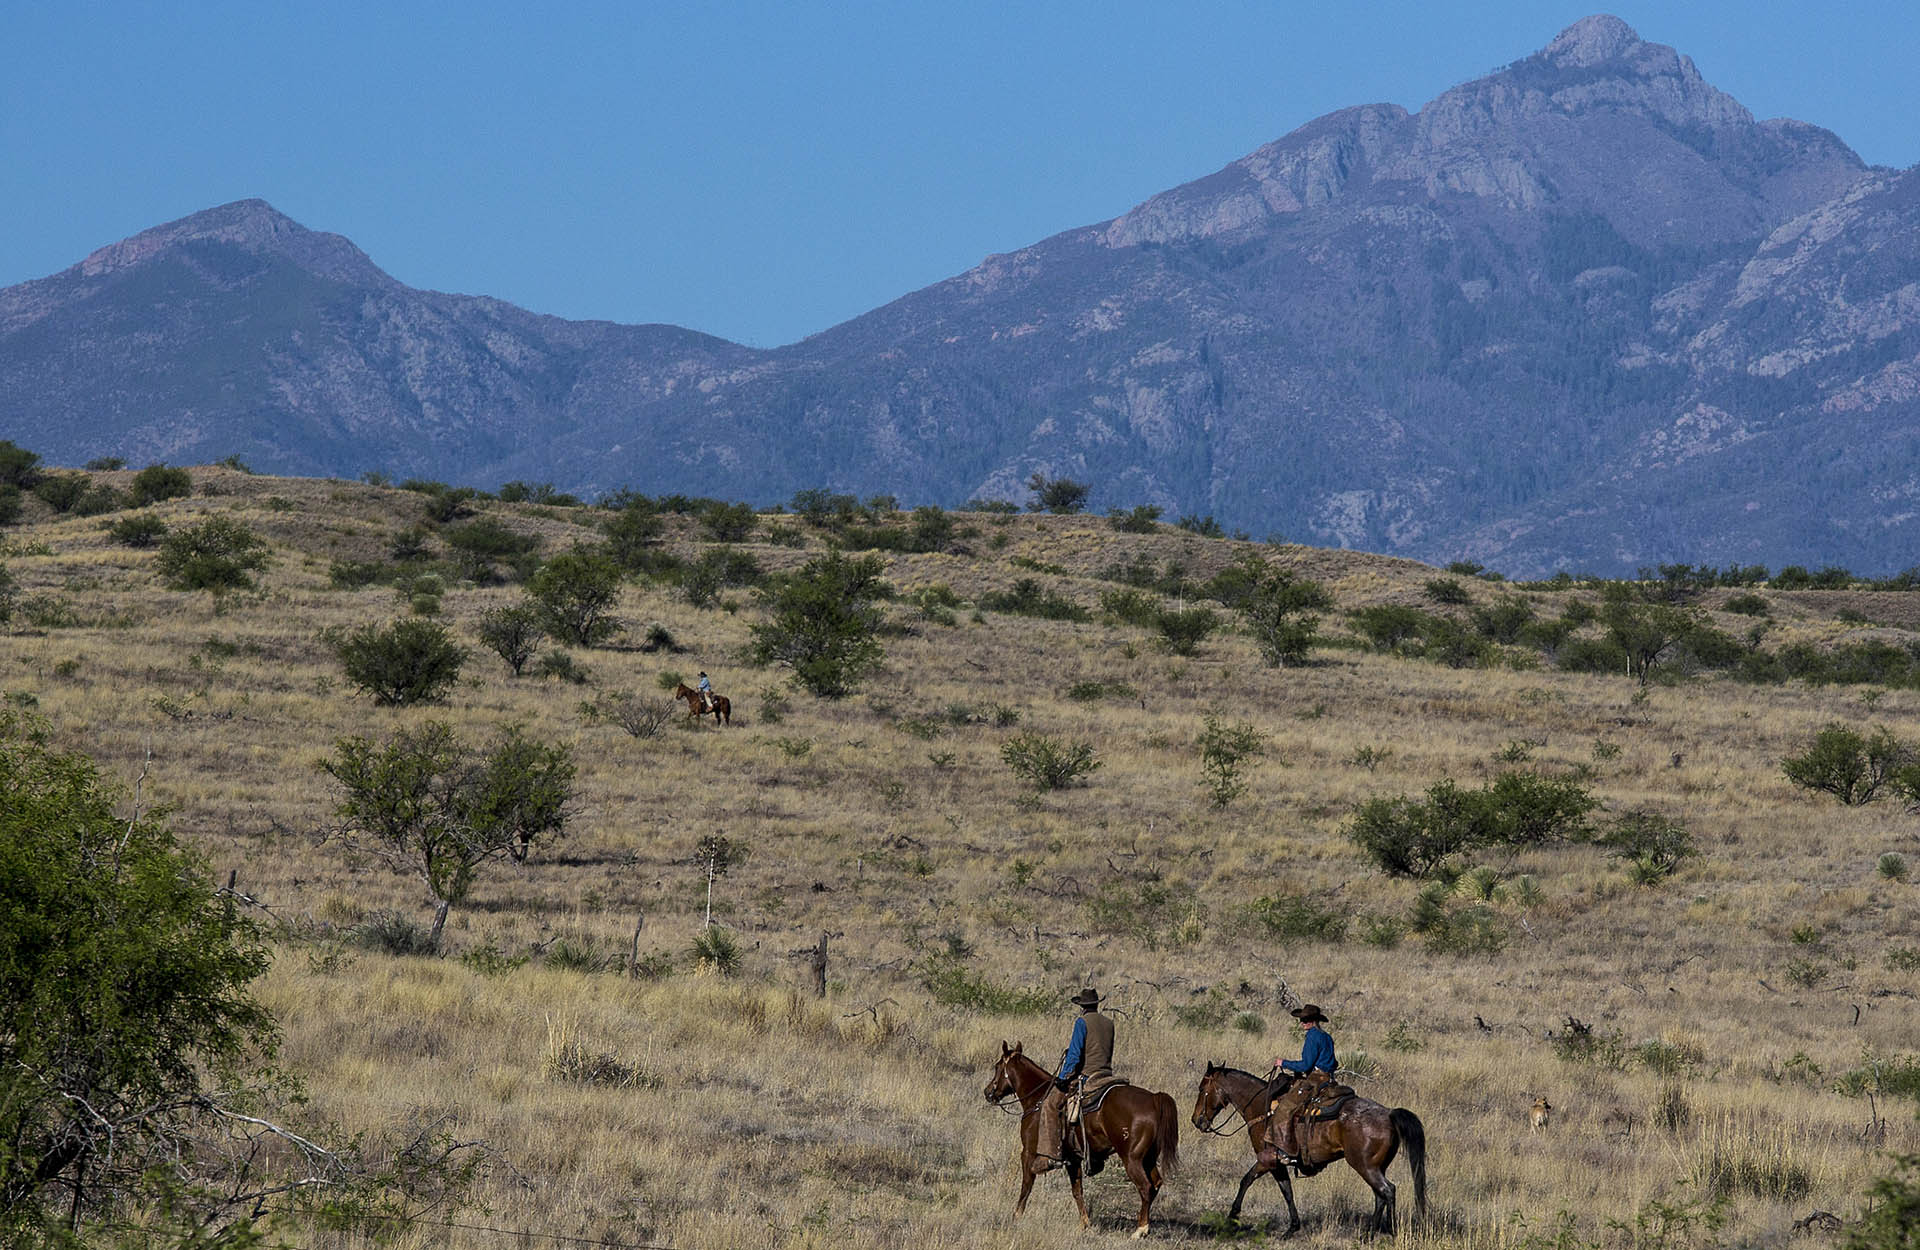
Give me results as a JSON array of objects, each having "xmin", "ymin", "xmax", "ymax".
[{"xmin": 1080, "ymin": 1011, "xmax": 1115, "ymax": 1081}]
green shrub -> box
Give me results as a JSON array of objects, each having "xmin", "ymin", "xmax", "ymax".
[
  {"xmin": 460, "ymin": 941, "xmax": 529, "ymax": 977},
  {"xmin": 749, "ymin": 552, "xmax": 887, "ymax": 697},
  {"xmin": 1845, "ymin": 1152, "xmax": 1920, "ymax": 1250},
  {"xmin": 1108, "ymin": 504, "xmax": 1163, "ymax": 533},
  {"xmin": 1066, "ymin": 678, "xmax": 1136, "ymax": 702},
  {"xmin": 0, "ymin": 713, "xmax": 280, "ymax": 1243},
  {"xmin": 1239, "ymin": 565, "xmax": 1333, "ymax": 667},
  {"xmin": 476, "ymin": 603, "xmax": 545, "ymax": 676},
  {"xmin": 1783, "ymin": 723, "xmax": 1908, "ymax": 805},
  {"xmin": 1879, "ymin": 852, "xmax": 1910, "ymax": 882},
  {"xmin": 1099, "ymin": 587, "xmax": 1162, "ymax": 627},
  {"xmin": 155, "ymin": 516, "xmax": 270, "ymax": 592},
  {"xmin": 1349, "ymin": 604, "xmax": 1435, "ymax": 651},
  {"xmin": 31, "ymin": 473, "xmax": 90, "ymax": 513},
  {"xmin": 106, "ymin": 513, "xmax": 168, "ymax": 548},
  {"xmin": 1198, "ymin": 716, "xmax": 1266, "ymax": 808},
  {"xmin": 697, "ymin": 501, "xmax": 758, "ymax": 542},
  {"xmin": 321, "ymin": 721, "xmax": 575, "ymax": 947},
  {"xmin": 679, "ymin": 546, "xmax": 764, "ymax": 607},
  {"xmin": 346, "ymin": 910, "xmax": 438, "ymax": 956},
  {"xmin": 1027, "ymin": 473, "xmax": 1089, "ymax": 514},
  {"xmin": 917, "ymin": 952, "xmax": 1051, "ymax": 1013},
  {"xmin": 979, "ymin": 577, "xmax": 1090, "ymax": 621},
  {"xmin": 0, "ymin": 440, "xmax": 42, "ymax": 488},
  {"xmin": 526, "ymin": 548, "xmax": 624, "ymax": 646},
  {"xmin": 1086, "ymin": 879, "xmax": 1201, "ymax": 949},
  {"xmin": 127, "ymin": 463, "xmax": 193, "ymax": 506},
  {"xmin": 1601, "ymin": 811, "xmax": 1697, "ymax": 884},
  {"xmin": 1557, "ymin": 634, "xmax": 1629, "ymax": 674},
  {"xmin": 535, "ymin": 650, "xmax": 591, "ymax": 684},
  {"xmin": 1724, "ymin": 592, "xmax": 1769, "ymax": 616},
  {"xmin": 1001, "ymin": 733, "xmax": 1101, "ymax": 790},
  {"xmin": 444, "ymin": 517, "xmax": 541, "ymax": 583},
  {"xmin": 1246, "ymin": 891, "xmax": 1349, "ymax": 944},
  {"xmin": 327, "ymin": 618, "xmax": 467, "ymax": 705},
  {"xmin": 1348, "ymin": 772, "xmax": 1594, "ymax": 877},
  {"xmin": 1472, "ymin": 595, "xmax": 1535, "ymax": 643},
  {"xmin": 1424, "ymin": 577, "xmax": 1471, "ymax": 605},
  {"xmin": 1156, "ymin": 605, "xmax": 1219, "ymax": 655}
]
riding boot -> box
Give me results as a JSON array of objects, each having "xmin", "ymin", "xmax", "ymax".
[{"xmin": 1273, "ymin": 1112, "xmax": 1302, "ymax": 1167}]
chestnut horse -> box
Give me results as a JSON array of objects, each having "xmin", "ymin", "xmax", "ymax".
[
  {"xmin": 1191, "ymin": 1064, "xmax": 1426, "ymax": 1236},
  {"xmin": 672, "ymin": 683, "xmax": 730, "ymax": 724},
  {"xmin": 983, "ymin": 1042, "xmax": 1180, "ymax": 1239}
]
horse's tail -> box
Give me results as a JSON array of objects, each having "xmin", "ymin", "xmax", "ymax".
[
  {"xmin": 1154, "ymin": 1091, "xmax": 1181, "ymax": 1175},
  {"xmin": 1389, "ymin": 1107, "xmax": 1427, "ymax": 1216}
]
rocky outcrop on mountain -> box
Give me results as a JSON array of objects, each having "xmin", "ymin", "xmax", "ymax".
[{"xmin": 4, "ymin": 16, "xmax": 1918, "ymax": 574}]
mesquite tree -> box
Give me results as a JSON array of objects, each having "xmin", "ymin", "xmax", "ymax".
[{"xmin": 321, "ymin": 721, "xmax": 576, "ymax": 947}]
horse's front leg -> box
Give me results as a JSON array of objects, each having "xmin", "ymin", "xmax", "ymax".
[
  {"xmin": 1013, "ymin": 1154, "xmax": 1036, "ymax": 1217},
  {"xmin": 1227, "ymin": 1162, "xmax": 1263, "ymax": 1222},
  {"xmin": 1066, "ymin": 1159, "xmax": 1091, "ymax": 1230}
]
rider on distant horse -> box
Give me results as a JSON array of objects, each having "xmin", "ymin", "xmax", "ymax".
[
  {"xmin": 1033, "ymin": 987, "xmax": 1115, "ymax": 1175},
  {"xmin": 696, "ymin": 671, "xmax": 715, "ymax": 713},
  {"xmin": 1270, "ymin": 1004, "xmax": 1336, "ymax": 1166}
]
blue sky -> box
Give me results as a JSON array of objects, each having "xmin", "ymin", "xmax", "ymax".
[{"xmin": 4, "ymin": 2, "xmax": 1914, "ymax": 347}]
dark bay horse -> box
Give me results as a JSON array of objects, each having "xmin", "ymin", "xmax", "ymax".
[
  {"xmin": 1191, "ymin": 1064, "xmax": 1426, "ymax": 1236},
  {"xmin": 673, "ymin": 683, "xmax": 730, "ymax": 724},
  {"xmin": 983, "ymin": 1042, "xmax": 1181, "ymax": 1239}
]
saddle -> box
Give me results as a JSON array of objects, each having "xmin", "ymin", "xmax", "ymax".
[
  {"xmin": 1304, "ymin": 1088, "xmax": 1357, "ymax": 1121},
  {"xmin": 1066, "ymin": 1076, "xmax": 1129, "ymax": 1123}
]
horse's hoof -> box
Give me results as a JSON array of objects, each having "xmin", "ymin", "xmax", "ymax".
[{"xmin": 1131, "ymin": 1226, "xmax": 1149, "ymax": 1240}]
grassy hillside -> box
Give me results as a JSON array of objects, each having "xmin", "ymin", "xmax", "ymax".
[{"xmin": 4, "ymin": 466, "xmax": 1917, "ymax": 1248}]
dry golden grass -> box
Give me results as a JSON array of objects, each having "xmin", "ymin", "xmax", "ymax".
[{"xmin": 5, "ymin": 467, "xmax": 1918, "ymax": 1247}]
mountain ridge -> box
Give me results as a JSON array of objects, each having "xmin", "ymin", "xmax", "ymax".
[{"xmin": 5, "ymin": 15, "xmax": 1918, "ymax": 576}]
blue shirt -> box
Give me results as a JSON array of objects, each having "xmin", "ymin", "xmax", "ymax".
[
  {"xmin": 1280, "ymin": 1026, "xmax": 1336, "ymax": 1074},
  {"xmin": 1056, "ymin": 1017, "xmax": 1088, "ymax": 1081},
  {"xmin": 697, "ymin": 676, "xmax": 712, "ymax": 693}
]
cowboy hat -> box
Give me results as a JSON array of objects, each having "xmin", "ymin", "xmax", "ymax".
[
  {"xmin": 1291, "ymin": 1004, "xmax": 1329, "ymax": 1023},
  {"xmin": 1070, "ymin": 987, "xmax": 1103, "ymax": 1009}
]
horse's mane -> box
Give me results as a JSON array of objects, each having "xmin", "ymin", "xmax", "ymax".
[{"xmin": 1003, "ymin": 1047, "xmax": 1049, "ymax": 1076}]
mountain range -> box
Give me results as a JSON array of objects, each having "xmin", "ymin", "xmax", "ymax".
[{"xmin": 5, "ymin": 14, "xmax": 1919, "ymax": 576}]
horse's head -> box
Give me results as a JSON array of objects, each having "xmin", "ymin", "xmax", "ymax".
[
  {"xmin": 1192, "ymin": 1060, "xmax": 1231, "ymax": 1131},
  {"xmin": 983, "ymin": 1041, "xmax": 1023, "ymax": 1103}
]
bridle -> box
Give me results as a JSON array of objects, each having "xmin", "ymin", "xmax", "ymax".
[
  {"xmin": 985, "ymin": 1058, "xmax": 1043, "ymax": 1118},
  {"xmin": 1196, "ymin": 1069, "xmax": 1283, "ymax": 1137}
]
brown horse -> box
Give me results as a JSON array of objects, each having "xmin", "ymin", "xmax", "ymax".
[
  {"xmin": 1191, "ymin": 1064, "xmax": 1426, "ymax": 1237},
  {"xmin": 673, "ymin": 683, "xmax": 730, "ymax": 724},
  {"xmin": 983, "ymin": 1041, "xmax": 1181, "ymax": 1239}
]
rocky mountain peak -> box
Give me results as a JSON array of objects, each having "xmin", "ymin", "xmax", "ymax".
[
  {"xmin": 1540, "ymin": 14, "xmax": 1643, "ymax": 68},
  {"xmin": 75, "ymin": 198, "xmax": 388, "ymax": 287}
]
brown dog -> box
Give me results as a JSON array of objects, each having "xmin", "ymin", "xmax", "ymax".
[{"xmin": 1529, "ymin": 1096, "xmax": 1552, "ymax": 1134}]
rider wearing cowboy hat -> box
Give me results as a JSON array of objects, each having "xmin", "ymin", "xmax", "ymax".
[
  {"xmin": 1270, "ymin": 1004, "xmax": 1336, "ymax": 1166},
  {"xmin": 1032, "ymin": 987, "xmax": 1115, "ymax": 1174}
]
